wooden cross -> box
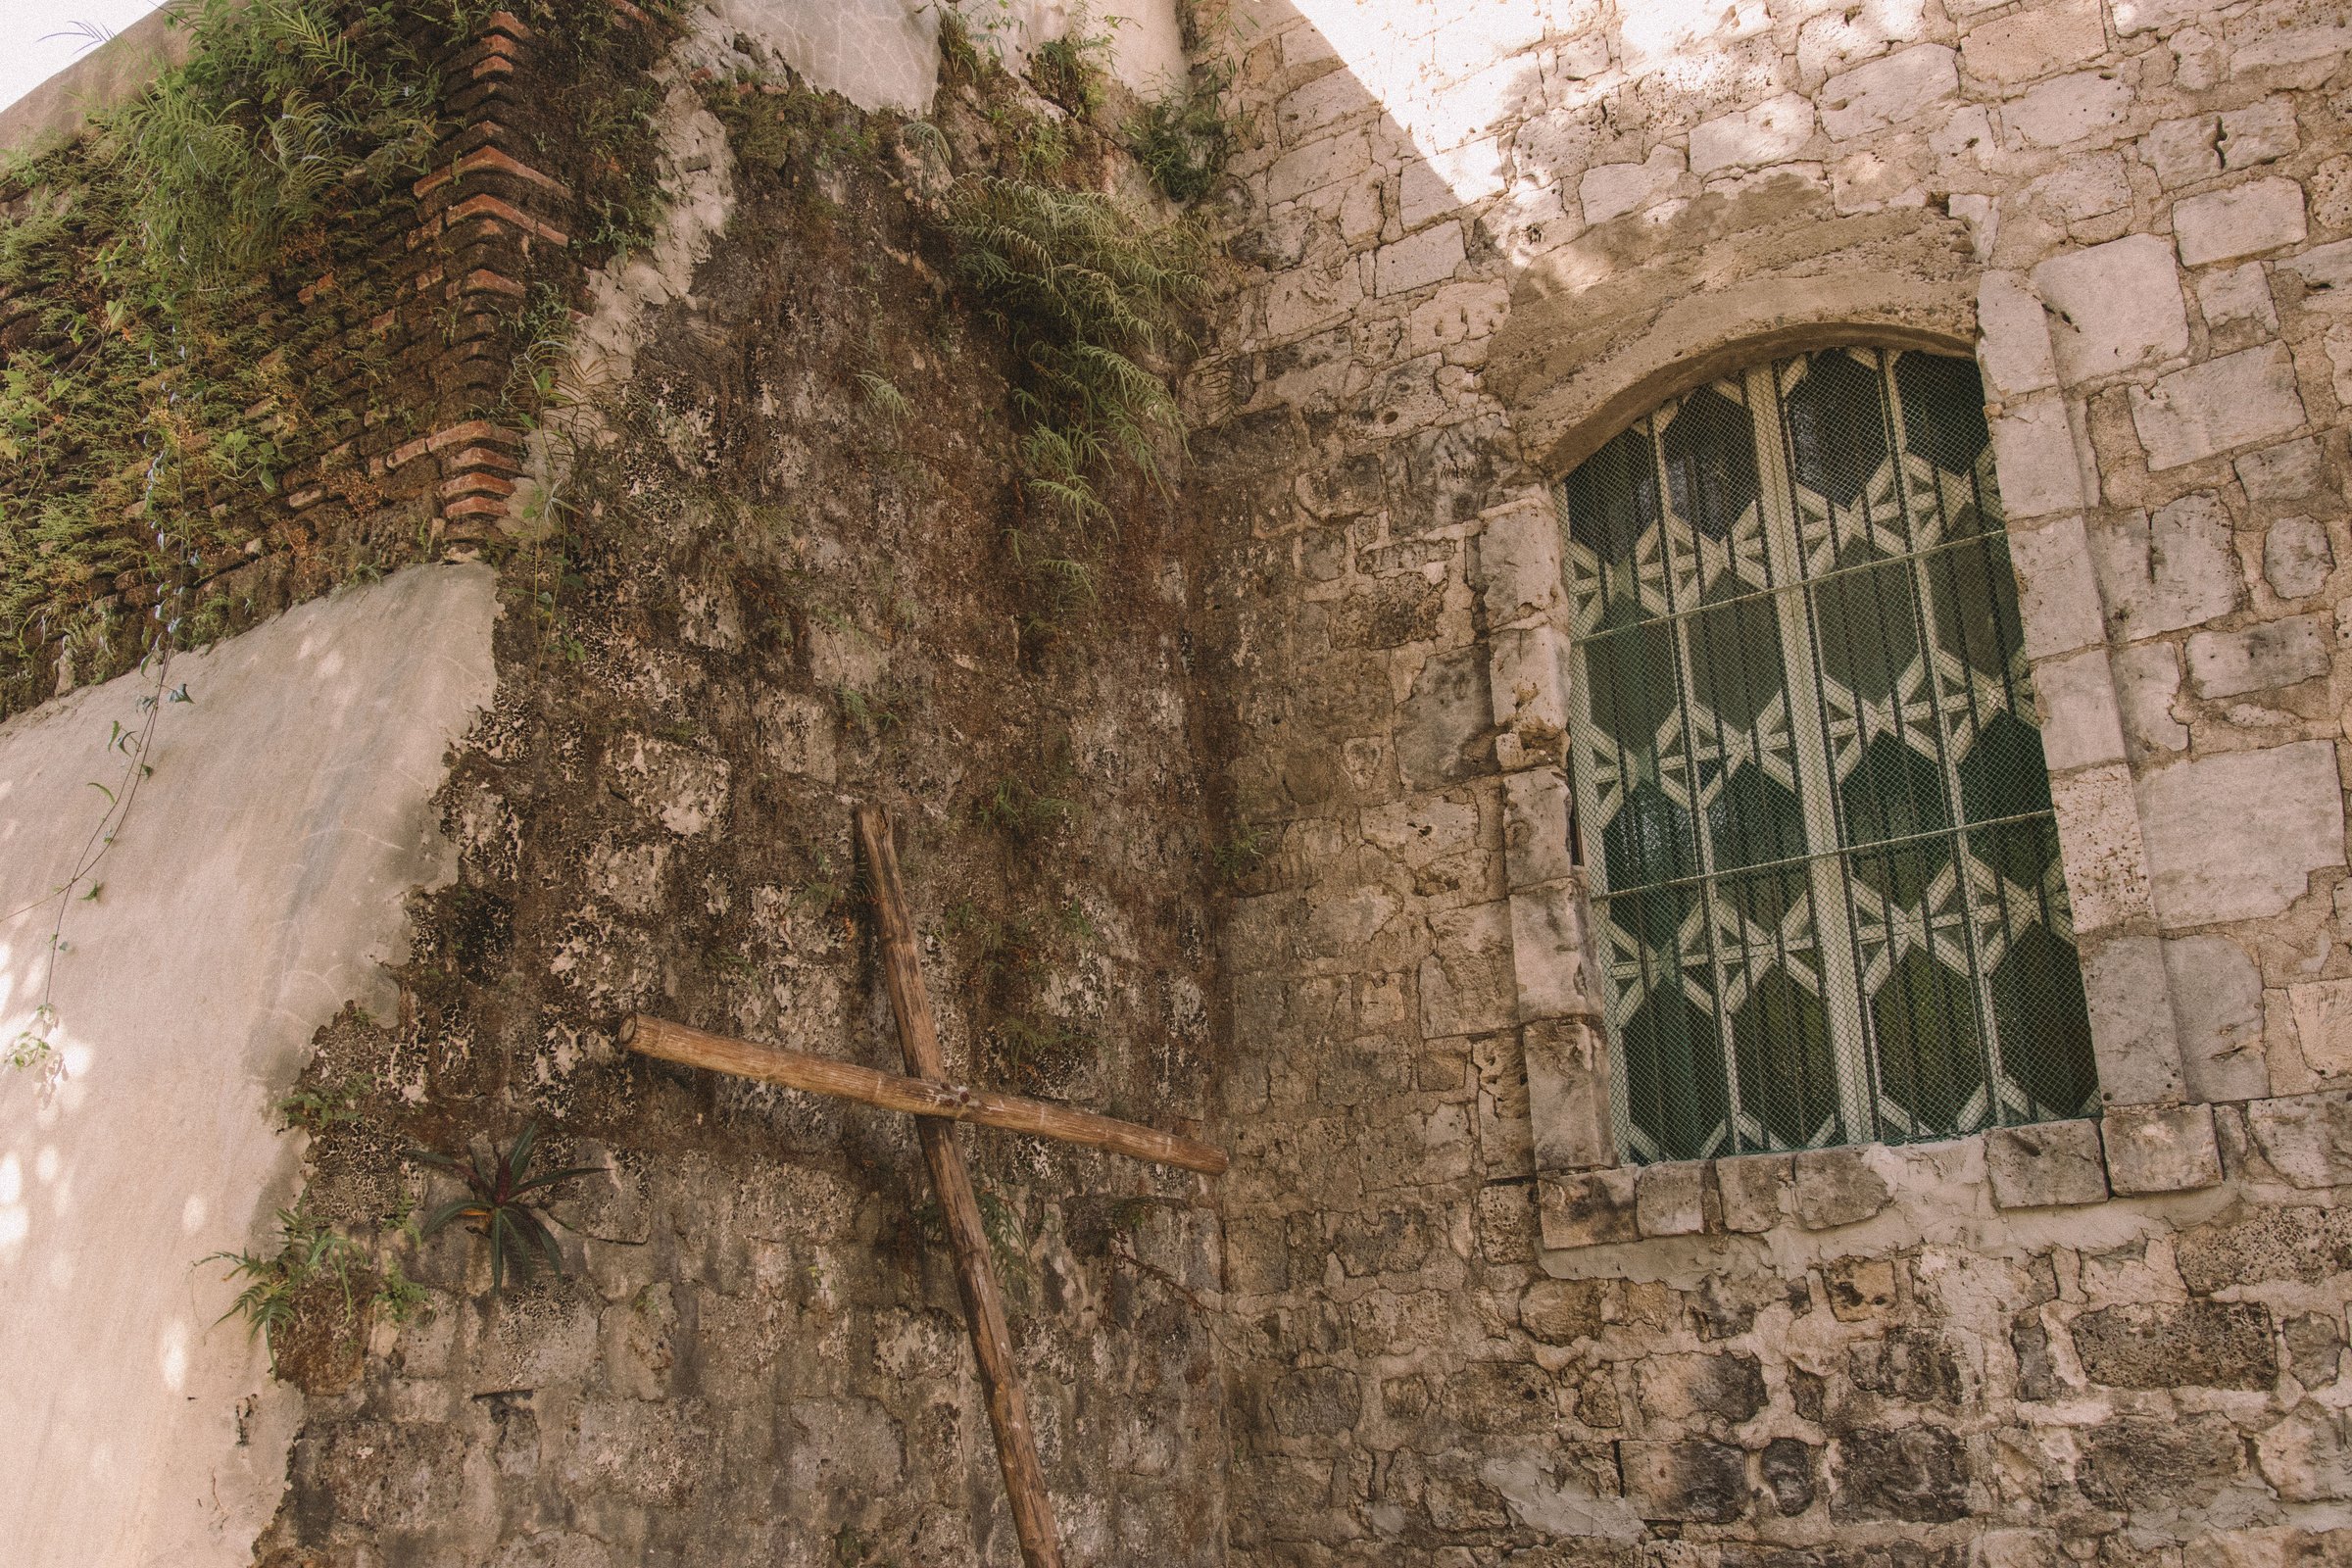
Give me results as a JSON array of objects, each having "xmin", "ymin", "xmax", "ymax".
[{"xmin": 616, "ymin": 805, "xmax": 1226, "ymax": 1568}]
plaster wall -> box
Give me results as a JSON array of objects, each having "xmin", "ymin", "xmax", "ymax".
[
  {"xmin": 0, "ymin": 564, "xmax": 496, "ymax": 1568},
  {"xmin": 1189, "ymin": 0, "xmax": 2352, "ymax": 1559}
]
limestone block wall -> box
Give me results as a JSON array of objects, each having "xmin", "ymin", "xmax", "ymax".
[
  {"xmin": 1189, "ymin": 0, "xmax": 2352, "ymax": 1558},
  {"xmin": 0, "ymin": 565, "xmax": 497, "ymax": 1568}
]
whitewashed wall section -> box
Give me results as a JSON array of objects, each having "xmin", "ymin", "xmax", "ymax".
[{"xmin": 0, "ymin": 564, "xmax": 497, "ymax": 1568}]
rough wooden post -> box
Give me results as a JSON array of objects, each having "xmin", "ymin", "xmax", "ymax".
[{"xmin": 855, "ymin": 805, "xmax": 1064, "ymax": 1568}]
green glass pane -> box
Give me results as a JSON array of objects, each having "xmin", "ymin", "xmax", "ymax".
[
  {"xmin": 1812, "ymin": 553, "xmax": 1919, "ymax": 702},
  {"xmin": 1958, "ymin": 710, "xmax": 2057, "ymax": 828},
  {"xmin": 1584, "ymin": 619, "xmax": 1680, "ymax": 760},
  {"xmin": 1926, "ymin": 536, "xmax": 2024, "ymax": 680},
  {"xmin": 1603, "ymin": 781, "xmax": 1697, "ymax": 908},
  {"xmin": 1896, "ymin": 352, "xmax": 1992, "ymax": 475},
  {"xmin": 1708, "ymin": 765, "xmax": 1808, "ymax": 888},
  {"xmin": 1784, "ymin": 350, "xmax": 1889, "ymax": 510},
  {"xmin": 1733, "ymin": 966, "xmax": 1841, "ymax": 1151},
  {"xmin": 1620, "ymin": 980, "xmax": 1732, "ymax": 1161},
  {"xmin": 1991, "ymin": 923, "xmax": 2100, "ymax": 1119},
  {"xmin": 1870, "ymin": 946, "xmax": 1988, "ymax": 1137},
  {"xmin": 1563, "ymin": 424, "xmax": 1660, "ymax": 574},
  {"xmin": 1841, "ymin": 732, "xmax": 1951, "ymax": 853},
  {"xmin": 1686, "ymin": 597, "xmax": 1786, "ymax": 731},
  {"xmin": 1660, "ymin": 385, "xmax": 1759, "ymax": 541}
]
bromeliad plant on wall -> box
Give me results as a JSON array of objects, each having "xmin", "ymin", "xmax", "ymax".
[{"xmin": 410, "ymin": 1120, "xmax": 601, "ymax": 1292}]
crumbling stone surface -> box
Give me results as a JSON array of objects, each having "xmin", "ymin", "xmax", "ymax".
[{"xmin": 2071, "ymin": 1300, "xmax": 2280, "ymax": 1389}]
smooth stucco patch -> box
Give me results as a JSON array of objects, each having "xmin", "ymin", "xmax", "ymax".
[{"xmin": 0, "ymin": 564, "xmax": 496, "ymax": 1568}]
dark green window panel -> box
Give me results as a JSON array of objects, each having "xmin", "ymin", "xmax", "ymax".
[{"xmin": 1561, "ymin": 347, "xmax": 2102, "ymax": 1163}]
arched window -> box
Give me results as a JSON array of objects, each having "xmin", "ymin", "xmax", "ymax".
[{"xmin": 1559, "ymin": 347, "xmax": 2100, "ymax": 1165}]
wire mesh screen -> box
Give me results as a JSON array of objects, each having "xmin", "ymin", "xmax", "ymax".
[{"xmin": 1558, "ymin": 346, "xmax": 2100, "ymax": 1165}]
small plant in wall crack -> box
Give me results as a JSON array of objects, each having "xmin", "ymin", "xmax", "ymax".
[
  {"xmin": 410, "ymin": 1121, "xmax": 601, "ymax": 1293},
  {"xmin": 205, "ymin": 1205, "xmax": 363, "ymax": 1376}
]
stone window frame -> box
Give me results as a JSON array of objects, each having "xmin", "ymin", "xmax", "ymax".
[{"xmin": 1480, "ymin": 308, "xmax": 2225, "ymax": 1251}]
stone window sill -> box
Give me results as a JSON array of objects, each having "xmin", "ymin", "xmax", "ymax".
[{"xmin": 1535, "ymin": 1090, "xmax": 2352, "ymax": 1252}]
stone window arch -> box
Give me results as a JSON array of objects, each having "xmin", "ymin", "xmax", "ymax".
[{"xmin": 1553, "ymin": 345, "xmax": 2100, "ymax": 1164}]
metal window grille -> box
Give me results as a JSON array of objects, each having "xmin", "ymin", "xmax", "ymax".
[{"xmin": 1558, "ymin": 347, "xmax": 2100, "ymax": 1165}]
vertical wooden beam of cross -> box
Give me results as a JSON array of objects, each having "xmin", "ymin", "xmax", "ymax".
[{"xmin": 617, "ymin": 804, "xmax": 1225, "ymax": 1568}]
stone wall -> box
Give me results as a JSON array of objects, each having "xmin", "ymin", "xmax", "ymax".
[
  {"xmin": 241, "ymin": 23, "xmax": 1231, "ymax": 1568},
  {"xmin": 1190, "ymin": 0, "xmax": 2352, "ymax": 1559}
]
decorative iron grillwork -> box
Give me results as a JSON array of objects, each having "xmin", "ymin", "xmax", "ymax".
[{"xmin": 1558, "ymin": 347, "xmax": 2100, "ymax": 1165}]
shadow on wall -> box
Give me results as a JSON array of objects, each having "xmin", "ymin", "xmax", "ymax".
[{"xmin": 0, "ymin": 564, "xmax": 497, "ymax": 1568}]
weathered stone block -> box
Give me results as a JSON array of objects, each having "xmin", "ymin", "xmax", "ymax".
[
  {"xmin": 1421, "ymin": 901, "xmax": 1519, "ymax": 1038},
  {"xmin": 1620, "ymin": 1440, "xmax": 1748, "ymax": 1523},
  {"xmin": 1489, "ymin": 624, "xmax": 1570, "ymax": 760},
  {"xmin": 1690, "ymin": 94, "xmax": 1815, "ymax": 174},
  {"xmin": 1985, "ymin": 1120, "xmax": 2109, "ymax": 1208},
  {"xmin": 1524, "ymin": 1017, "xmax": 1616, "ymax": 1173},
  {"xmin": 2178, "ymin": 1203, "xmax": 2352, "ymax": 1294},
  {"xmin": 1374, "ymin": 221, "xmax": 1464, "ymax": 297},
  {"xmin": 1793, "ymin": 1147, "xmax": 1890, "ymax": 1230},
  {"xmin": 2130, "ymin": 345, "xmax": 2309, "ymax": 471},
  {"xmin": 1990, "ymin": 401, "xmax": 2087, "ymax": 521},
  {"xmin": 1635, "ymin": 1160, "xmax": 1716, "ymax": 1238},
  {"xmin": 2008, "ymin": 70, "xmax": 2132, "ymax": 149},
  {"xmin": 1473, "ymin": 494, "xmax": 1561, "ymax": 630},
  {"xmin": 2075, "ymin": 1413, "xmax": 2243, "ymax": 1510},
  {"xmin": 2176, "ymin": 176, "xmax": 2309, "ymax": 268},
  {"xmin": 2080, "ymin": 927, "xmax": 2187, "ymax": 1104},
  {"xmin": 2031, "ymin": 234, "xmax": 2188, "ymax": 384},
  {"xmin": 2247, "ymin": 1091, "xmax": 2352, "ymax": 1189},
  {"xmin": 2010, "ymin": 515, "xmax": 2108, "ymax": 658},
  {"xmin": 2200, "ymin": 262, "xmax": 2279, "ymax": 329},
  {"xmin": 1717, "ymin": 1153, "xmax": 1790, "ymax": 1233},
  {"xmin": 1978, "ymin": 271, "xmax": 2058, "ymax": 398},
  {"xmin": 1820, "ymin": 45, "xmax": 1958, "ymax": 139},
  {"xmin": 1396, "ymin": 645, "xmax": 1493, "ymax": 789},
  {"xmin": 2238, "ymin": 437, "xmax": 2328, "ymax": 503},
  {"xmin": 2186, "ymin": 613, "xmax": 2331, "ymax": 697},
  {"xmin": 2087, "ymin": 492, "xmax": 2238, "ymax": 639},
  {"xmin": 1539, "ymin": 1167, "xmax": 1639, "ymax": 1250},
  {"xmin": 2050, "ymin": 764, "xmax": 2158, "ymax": 933},
  {"xmin": 2136, "ymin": 741, "xmax": 2347, "ymax": 927},
  {"xmin": 1579, "ymin": 147, "xmax": 1684, "ymax": 223},
  {"xmin": 2222, "ymin": 99, "xmax": 2301, "ymax": 170},
  {"xmin": 1760, "ymin": 1437, "xmax": 1817, "ymax": 1517},
  {"xmin": 2166, "ymin": 935, "xmax": 2271, "ymax": 1102},
  {"xmin": 2290, "ymin": 982, "xmax": 2352, "ymax": 1079},
  {"xmin": 2266, "ymin": 516, "xmax": 2335, "ymax": 600},
  {"xmin": 1519, "ymin": 1279, "xmax": 1604, "ymax": 1346},
  {"xmin": 2113, "ymin": 642, "xmax": 2188, "ymax": 757},
  {"xmin": 2103, "ymin": 1102, "xmax": 2224, "ymax": 1195},
  {"xmin": 1501, "ymin": 767, "xmax": 1574, "ymax": 890},
  {"xmin": 1635, "ymin": 1353, "xmax": 1766, "ymax": 1424},
  {"xmin": 1824, "ymin": 1256, "xmax": 1898, "ymax": 1321},
  {"xmin": 1267, "ymin": 130, "xmax": 1372, "ymax": 204},
  {"xmin": 2255, "ymin": 1403, "xmax": 2352, "ymax": 1503},
  {"xmin": 2145, "ymin": 115, "xmax": 2222, "ymax": 189},
  {"xmin": 2072, "ymin": 1300, "xmax": 2279, "ymax": 1390},
  {"xmin": 2032, "ymin": 647, "xmax": 2128, "ymax": 772},
  {"xmin": 1266, "ymin": 1366, "xmax": 1360, "ymax": 1437},
  {"xmin": 1832, "ymin": 1425, "xmax": 1971, "ymax": 1522},
  {"xmin": 1962, "ymin": 0, "xmax": 2105, "ymax": 84},
  {"xmin": 1510, "ymin": 882, "xmax": 1603, "ymax": 1022}
]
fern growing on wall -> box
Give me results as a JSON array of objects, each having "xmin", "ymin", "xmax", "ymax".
[{"xmin": 943, "ymin": 172, "xmax": 1206, "ymax": 524}]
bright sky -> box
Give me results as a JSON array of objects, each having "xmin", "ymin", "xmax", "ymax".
[{"xmin": 0, "ymin": 0, "xmax": 166, "ymax": 118}]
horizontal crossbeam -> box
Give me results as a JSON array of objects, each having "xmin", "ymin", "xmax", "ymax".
[{"xmin": 619, "ymin": 1014, "xmax": 1229, "ymax": 1176}]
